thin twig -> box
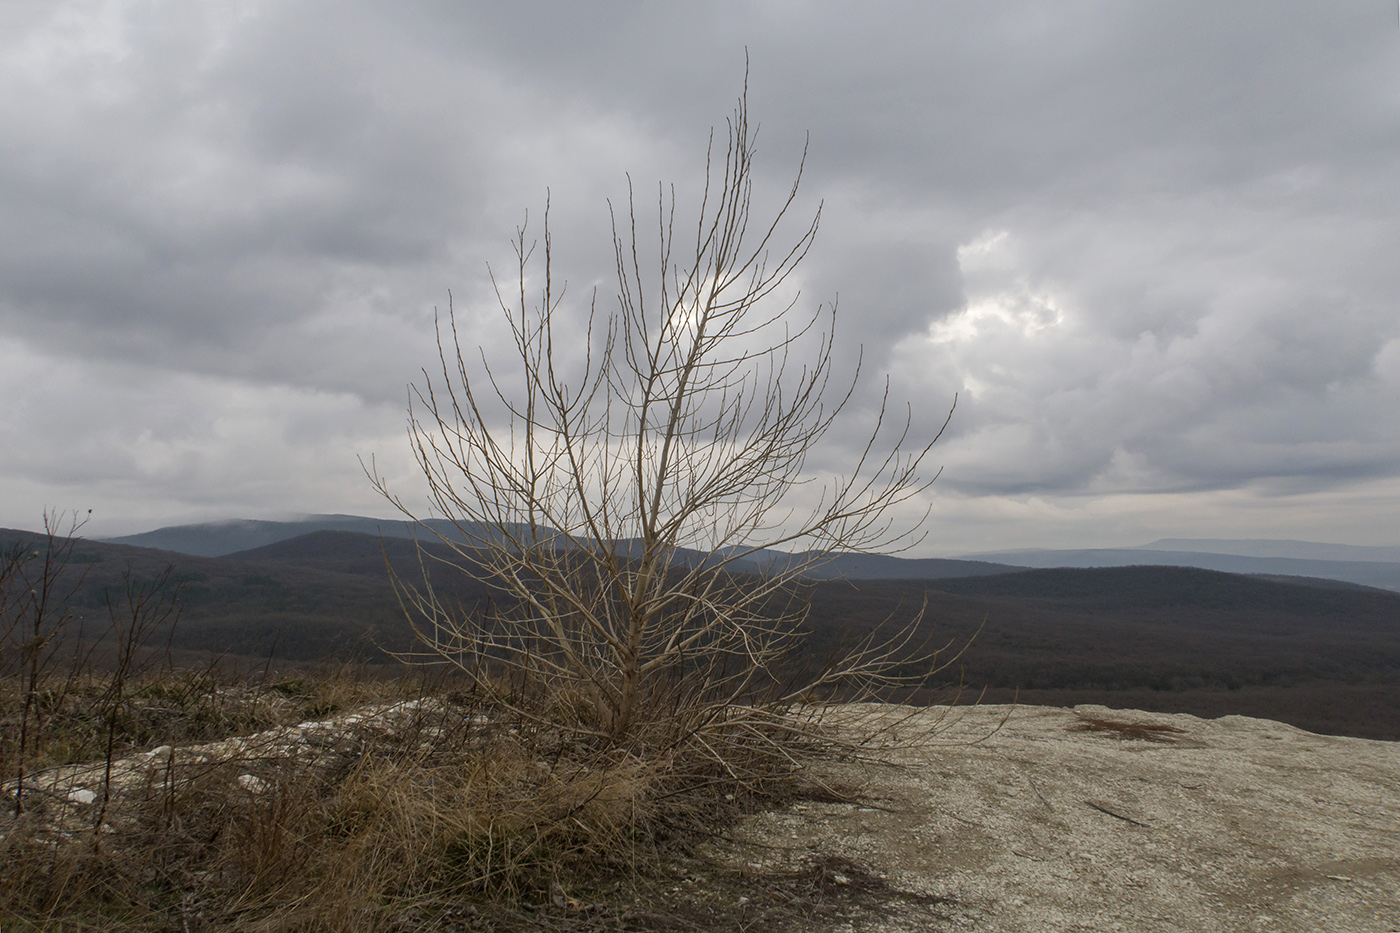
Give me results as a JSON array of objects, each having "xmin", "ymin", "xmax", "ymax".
[
  {"xmin": 1028, "ymin": 776, "xmax": 1054, "ymax": 812},
  {"xmin": 1084, "ymin": 800, "xmax": 1147, "ymax": 827}
]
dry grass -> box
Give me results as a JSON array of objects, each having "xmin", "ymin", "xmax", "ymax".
[
  {"xmin": 2, "ymin": 525, "xmax": 972, "ymax": 932},
  {"xmin": 1070, "ymin": 712, "xmax": 1187, "ymax": 744},
  {"xmin": 0, "ymin": 665, "xmax": 833, "ymax": 932}
]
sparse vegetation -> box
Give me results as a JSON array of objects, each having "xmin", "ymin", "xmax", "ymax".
[
  {"xmin": 1, "ymin": 86, "xmax": 971, "ymax": 930},
  {"xmin": 371, "ymin": 83, "xmax": 955, "ymax": 786},
  {"xmin": 0, "ymin": 638, "xmax": 887, "ymax": 931}
]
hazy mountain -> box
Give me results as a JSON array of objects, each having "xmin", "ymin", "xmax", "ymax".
[
  {"xmin": 103, "ymin": 516, "xmax": 1019, "ymax": 579},
  {"xmin": 780, "ymin": 551, "xmax": 1018, "ymax": 580},
  {"xmin": 1139, "ymin": 538, "xmax": 1400, "ymax": 563},
  {"xmin": 98, "ymin": 514, "xmax": 531, "ymax": 557},
  {"xmin": 594, "ymin": 540, "xmax": 1017, "ymax": 580},
  {"xmin": 98, "ymin": 516, "xmax": 1400, "ymax": 591},
  {"xmin": 958, "ymin": 547, "xmax": 1400, "ymax": 592}
]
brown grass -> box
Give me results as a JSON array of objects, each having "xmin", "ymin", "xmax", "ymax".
[
  {"xmin": 1, "ymin": 524, "xmax": 962, "ymax": 932},
  {"xmin": 1, "ymin": 665, "xmax": 825, "ymax": 932},
  {"xmin": 1071, "ymin": 713, "xmax": 1187, "ymax": 744}
]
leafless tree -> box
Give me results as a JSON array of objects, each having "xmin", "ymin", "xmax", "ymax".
[
  {"xmin": 93, "ymin": 564, "xmax": 181, "ymax": 835},
  {"xmin": 371, "ymin": 87, "xmax": 955, "ymax": 751},
  {"xmin": 2, "ymin": 510, "xmax": 93, "ymax": 814}
]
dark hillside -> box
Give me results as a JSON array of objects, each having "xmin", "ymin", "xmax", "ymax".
[
  {"xmin": 963, "ymin": 546, "xmax": 1400, "ymax": 591},
  {"xmin": 803, "ymin": 567, "xmax": 1400, "ymax": 738},
  {"xmin": 97, "ymin": 515, "xmax": 404, "ymax": 557},
  {"xmin": 6, "ymin": 529, "xmax": 1399, "ymax": 739},
  {"xmin": 99, "ymin": 515, "xmax": 534, "ymax": 557},
  {"xmin": 227, "ymin": 529, "xmax": 447, "ymax": 578},
  {"xmin": 94, "ymin": 516, "xmax": 1400, "ymax": 588},
  {"xmin": 1, "ymin": 528, "xmax": 422, "ymax": 661},
  {"xmin": 778, "ymin": 551, "xmax": 1018, "ymax": 580},
  {"xmin": 925, "ymin": 564, "xmax": 1398, "ymax": 613},
  {"xmin": 235, "ymin": 531, "xmax": 1020, "ymax": 581}
]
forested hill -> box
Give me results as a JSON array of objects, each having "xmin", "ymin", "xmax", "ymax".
[
  {"xmin": 95, "ymin": 515, "xmax": 1400, "ymax": 591},
  {"xmin": 4, "ymin": 527, "xmax": 1399, "ymax": 739}
]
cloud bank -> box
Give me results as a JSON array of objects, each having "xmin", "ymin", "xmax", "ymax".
[{"xmin": 3, "ymin": 1, "xmax": 1397, "ymax": 550}]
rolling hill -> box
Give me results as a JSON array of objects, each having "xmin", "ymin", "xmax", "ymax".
[
  {"xmin": 6, "ymin": 526, "xmax": 1399, "ymax": 739},
  {"xmin": 961, "ymin": 545, "xmax": 1400, "ymax": 591},
  {"xmin": 100, "ymin": 515, "xmax": 1400, "ymax": 591},
  {"xmin": 96, "ymin": 514, "xmax": 530, "ymax": 558}
]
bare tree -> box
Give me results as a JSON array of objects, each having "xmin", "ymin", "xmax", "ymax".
[
  {"xmin": 93, "ymin": 564, "xmax": 182, "ymax": 836},
  {"xmin": 2, "ymin": 510, "xmax": 93, "ymax": 814},
  {"xmin": 372, "ymin": 88, "xmax": 954, "ymax": 751}
]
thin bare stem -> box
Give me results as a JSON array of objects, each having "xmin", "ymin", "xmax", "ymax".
[{"xmin": 369, "ymin": 82, "xmax": 955, "ymax": 752}]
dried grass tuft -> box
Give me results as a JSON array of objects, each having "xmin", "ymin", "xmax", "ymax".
[{"xmin": 1, "ymin": 666, "xmax": 817, "ymax": 931}]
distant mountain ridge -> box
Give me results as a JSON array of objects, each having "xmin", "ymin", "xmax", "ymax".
[
  {"xmin": 101, "ymin": 515, "xmax": 1020, "ymax": 580},
  {"xmin": 99, "ymin": 514, "xmax": 528, "ymax": 557},
  {"xmin": 960, "ymin": 546, "xmax": 1400, "ymax": 591},
  {"xmin": 1136, "ymin": 538, "xmax": 1400, "ymax": 563},
  {"xmin": 99, "ymin": 516, "xmax": 1400, "ymax": 591},
  {"xmin": 224, "ymin": 530, "xmax": 1019, "ymax": 582}
]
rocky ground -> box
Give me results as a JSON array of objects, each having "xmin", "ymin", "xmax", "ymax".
[
  {"xmin": 710, "ymin": 703, "xmax": 1400, "ymax": 933},
  {"xmin": 10, "ymin": 701, "xmax": 1397, "ymax": 932}
]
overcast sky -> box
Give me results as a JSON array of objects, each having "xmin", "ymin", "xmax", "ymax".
[{"xmin": 3, "ymin": 1, "xmax": 1398, "ymax": 553}]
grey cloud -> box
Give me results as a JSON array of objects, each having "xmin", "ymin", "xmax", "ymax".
[{"xmin": 2, "ymin": 0, "xmax": 1397, "ymax": 545}]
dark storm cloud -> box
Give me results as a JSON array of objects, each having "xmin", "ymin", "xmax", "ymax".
[{"xmin": 2, "ymin": 0, "xmax": 1397, "ymax": 546}]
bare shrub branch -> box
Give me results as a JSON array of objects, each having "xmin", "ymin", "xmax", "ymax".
[{"xmin": 370, "ymin": 85, "xmax": 957, "ymax": 754}]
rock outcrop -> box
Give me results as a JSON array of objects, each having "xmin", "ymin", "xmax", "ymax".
[
  {"xmin": 718, "ymin": 704, "xmax": 1400, "ymax": 932},
  {"xmin": 10, "ymin": 701, "xmax": 1397, "ymax": 931}
]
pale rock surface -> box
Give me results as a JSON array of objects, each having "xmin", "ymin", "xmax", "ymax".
[
  {"xmin": 10, "ymin": 700, "xmax": 1397, "ymax": 931},
  {"xmin": 718, "ymin": 704, "xmax": 1400, "ymax": 933}
]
